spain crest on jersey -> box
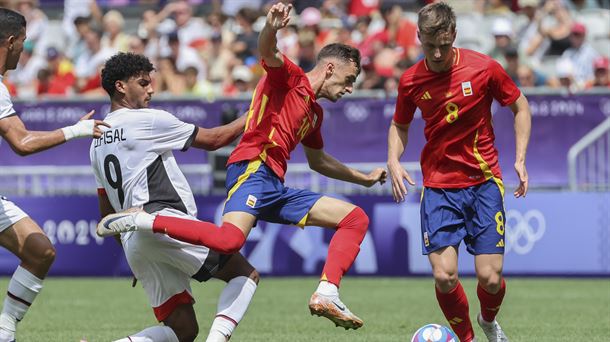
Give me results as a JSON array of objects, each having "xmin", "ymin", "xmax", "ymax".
[{"xmin": 461, "ymin": 81, "xmax": 473, "ymax": 97}]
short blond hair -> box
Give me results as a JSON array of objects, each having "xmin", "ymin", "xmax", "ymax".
[{"xmin": 418, "ymin": 2, "xmax": 456, "ymax": 36}]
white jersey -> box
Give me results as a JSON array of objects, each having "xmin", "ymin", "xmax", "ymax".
[
  {"xmin": 90, "ymin": 108, "xmax": 198, "ymax": 216},
  {"xmin": 0, "ymin": 75, "xmax": 16, "ymax": 120}
]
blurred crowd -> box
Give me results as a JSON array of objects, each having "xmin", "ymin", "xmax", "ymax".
[{"xmin": 1, "ymin": 0, "xmax": 609, "ymax": 100}]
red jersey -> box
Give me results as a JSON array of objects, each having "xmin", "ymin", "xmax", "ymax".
[
  {"xmin": 228, "ymin": 55, "xmax": 324, "ymax": 181},
  {"xmin": 393, "ymin": 48, "xmax": 521, "ymax": 188}
]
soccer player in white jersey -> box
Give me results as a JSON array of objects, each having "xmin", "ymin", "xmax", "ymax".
[
  {"xmin": 0, "ymin": 8, "xmax": 107, "ymax": 342},
  {"xmin": 90, "ymin": 52, "xmax": 258, "ymax": 342}
]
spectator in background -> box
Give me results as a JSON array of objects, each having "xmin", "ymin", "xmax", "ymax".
[
  {"xmin": 154, "ymin": 56, "xmax": 186, "ymax": 95},
  {"xmin": 62, "ymin": 0, "xmax": 101, "ymax": 51},
  {"xmin": 223, "ymin": 64, "xmax": 253, "ymax": 96},
  {"xmin": 485, "ymin": 0, "xmax": 512, "ymax": 15},
  {"xmin": 560, "ymin": 22, "xmax": 600, "ymax": 87},
  {"xmin": 586, "ymin": 57, "xmax": 610, "ymax": 88},
  {"xmin": 155, "ymin": 0, "xmax": 211, "ymax": 48},
  {"xmin": 348, "ymin": 0, "xmax": 380, "ymax": 17},
  {"xmin": 74, "ymin": 29, "xmax": 115, "ymax": 93},
  {"xmin": 555, "ymin": 57, "xmax": 578, "ymax": 92},
  {"xmin": 101, "ymin": 10, "xmax": 130, "ymax": 52},
  {"xmin": 37, "ymin": 47, "xmax": 75, "ymax": 96},
  {"xmin": 203, "ymin": 32, "xmax": 235, "ymax": 83},
  {"xmin": 183, "ymin": 66, "xmax": 218, "ymax": 100},
  {"xmin": 7, "ymin": 40, "xmax": 45, "ymax": 97},
  {"xmin": 488, "ymin": 17, "xmax": 514, "ymax": 67},
  {"xmin": 537, "ymin": 0, "xmax": 572, "ymax": 56},
  {"xmin": 517, "ymin": 64, "xmax": 554, "ymax": 87},
  {"xmin": 365, "ymin": 4, "xmax": 419, "ymax": 63},
  {"xmin": 66, "ymin": 16, "xmax": 93, "ymax": 62},
  {"xmin": 165, "ymin": 31, "xmax": 207, "ymax": 80},
  {"xmin": 565, "ymin": 0, "xmax": 600, "ymax": 12},
  {"xmin": 297, "ymin": 30, "xmax": 317, "ymax": 72},
  {"xmin": 232, "ymin": 7, "xmax": 260, "ymax": 62},
  {"xmin": 517, "ymin": 0, "xmax": 548, "ymax": 65},
  {"xmin": 15, "ymin": 0, "xmax": 48, "ymax": 56}
]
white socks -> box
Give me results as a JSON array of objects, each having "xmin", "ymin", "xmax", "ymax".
[
  {"xmin": 134, "ymin": 212, "xmax": 155, "ymax": 230},
  {"xmin": 206, "ymin": 276, "xmax": 257, "ymax": 341},
  {"xmin": 0, "ymin": 266, "xmax": 43, "ymax": 338},
  {"xmin": 114, "ymin": 326, "xmax": 179, "ymax": 342},
  {"xmin": 316, "ymin": 280, "xmax": 339, "ymax": 297}
]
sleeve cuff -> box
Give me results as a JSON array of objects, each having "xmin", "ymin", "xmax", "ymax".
[{"xmin": 181, "ymin": 126, "xmax": 199, "ymax": 152}]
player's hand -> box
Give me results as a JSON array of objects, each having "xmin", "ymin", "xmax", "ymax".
[
  {"xmin": 387, "ymin": 160, "xmax": 415, "ymax": 202},
  {"xmin": 514, "ymin": 161, "xmax": 528, "ymax": 198},
  {"xmin": 363, "ymin": 168, "xmax": 387, "ymax": 187},
  {"xmin": 266, "ymin": 3, "xmax": 292, "ymax": 31},
  {"xmin": 80, "ymin": 110, "xmax": 111, "ymax": 139}
]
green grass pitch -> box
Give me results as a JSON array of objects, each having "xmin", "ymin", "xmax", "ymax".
[{"xmin": 1, "ymin": 277, "xmax": 608, "ymax": 341}]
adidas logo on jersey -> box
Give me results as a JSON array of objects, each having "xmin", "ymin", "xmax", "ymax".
[
  {"xmin": 420, "ymin": 91, "xmax": 432, "ymax": 100},
  {"xmin": 496, "ymin": 239, "xmax": 504, "ymax": 247},
  {"xmin": 246, "ymin": 195, "xmax": 257, "ymax": 208}
]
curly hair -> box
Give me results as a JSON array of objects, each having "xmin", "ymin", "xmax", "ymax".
[{"xmin": 101, "ymin": 52, "xmax": 154, "ymax": 97}]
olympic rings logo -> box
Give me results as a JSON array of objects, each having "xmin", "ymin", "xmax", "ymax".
[
  {"xmin": 505, "ymin": 209, "xmax": 546, "ymax": 255},
  {"xmin": 344, "ymin": 103, "xmax": 369, "ymax": 122}
]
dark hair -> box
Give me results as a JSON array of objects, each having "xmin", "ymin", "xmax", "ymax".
[
  {"xmin": 417, "ymin": 2, "xmax": 456, "ymax": 36},
  {"xmin": 317, "ymin": 43, "xmax": 361, "ymax": 75},
  {"xmin": 0, "ymin": 8, "xmax": 26, "ymax": 41},
  {"xmin": 101, "ymin": 52, "xmax": 154, "ymax": 97}
]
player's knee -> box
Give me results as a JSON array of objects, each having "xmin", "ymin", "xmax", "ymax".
[
  {"xmin": 219, "ymin": 223, "xmax": 246, "ymax": 254},
  {"xmin": 171, "ymin": 321, "xmax": 199, "ymax": 342},
  {"xmin": 25, "ymin": 244, "xmax": 56, "ymax": 271},
  {"xmin": 249, "ymin": 268, "xmax": 260, "ymax": 285},
  {"xmin": 339, "ymin": 207, "xmax": 369, "ymax": 233},
  {"xmin": 478, "ymin": 273, "xmax": 502, "ymax": 293},
  {"xmin": 433, "ymin": 270, "xmax": 458, "ymax": 292}
]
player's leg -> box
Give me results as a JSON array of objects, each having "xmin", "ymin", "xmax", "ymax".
[
  {"xmin": 206, "ymin": 253, "xmax": 259, "ymax": 342},
  {"xmin": 421, "ymin": 187, "xmax": 474, "ymax": 342},
  {"xmin": 469, "ymin": 179, "xmax": 508, "ymax": 342},
  {"xmin": 0, "ymin": 202, "xmax": 55, "ymax": 342},
  {"xmin": 97, "ymin": 160, "xmax": 266, "ymax": 254},
  {"xmin": 302, "ymin": 196, "xmax": 368, "ymax": 329},
  {"xmin": 428, "ymin": 246, "xmax": 475, "ymax": 342},
  {"xmin": 115, "ymin": 231, "xmax": 200, "ymax": 342}
]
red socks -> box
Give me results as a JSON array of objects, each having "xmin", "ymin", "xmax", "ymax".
[
  {"xmin": 435, "ymin": 282, "xmax": 474, "ymax": 342},
  {"xmin": 152, "ymin": 216, "xmax": 245, "ymax": 254},
  {"xmin": 477, "ymin": 278, "xmax": 506, "ymax": 322},
  {"xmin": 321, "ymin": 207, "xmax": 369, "ymax": 286}
]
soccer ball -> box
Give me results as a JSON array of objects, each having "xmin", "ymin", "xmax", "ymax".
[{"xmin": 411, "ymin": 323, "xmax": 457, "ymax": 342}]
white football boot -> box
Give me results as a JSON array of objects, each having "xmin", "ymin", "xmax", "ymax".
[
  {"xmin": 96, "ymin": 208, "xmax": 145, "ymax": 237},
  {"xmin": 477, "ymin": 313, "xmax": 509, "ymax": 342},
  {"xmin": 308, "ymin": 292, "xmax": 363, "ymax": 330}
]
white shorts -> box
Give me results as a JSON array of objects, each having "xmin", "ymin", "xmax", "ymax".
[
  {"xmin": 121, "ymin": 208, "xmax": 230, "ymax": 321},
  {"xmin": 0, "ymin": 196, "xmax": 28, "ymax": 233}
]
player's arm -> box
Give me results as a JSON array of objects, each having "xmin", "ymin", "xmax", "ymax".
[
  {"xmin": 96, "ymin": 190, "xmax": 121, "ymax": 245},
  {"xmin": 387, "ymin": 121, "xmax": 416, "ymax": 202},
  {"xmin": 0, "ymin": 111, "xmax": 108, "ymax": 156},
  {"xmin": 258, "ymin": 3, "xmax": 292, "ymax": 67},
  {"xmin": 191, "ymin": 113, "xmax": 247, "ymax": 151},
  {"xmin": 508, "ymin": 93, "xmax": 531, "ymax": 198},
  {"xmin": 303, "ymin": 146, "xmax": 386, "ymax": 188}
]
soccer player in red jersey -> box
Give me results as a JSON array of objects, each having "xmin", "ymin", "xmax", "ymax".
[
  {"xmin": 98, "ymin": 3, "xmax": 386, "ymax": 330},
  {"xmin": 387, "ymin": 3, "xmax": 531, "ymax": 342}
]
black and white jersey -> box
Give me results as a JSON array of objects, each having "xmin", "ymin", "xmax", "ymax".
[
  {"xmin": 0, "ymin": 75, "xmax": 16, "ymax": 120},
  {"xmin": 90, "ymin": 108, "xmax": 199, "ymax": 216}
]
